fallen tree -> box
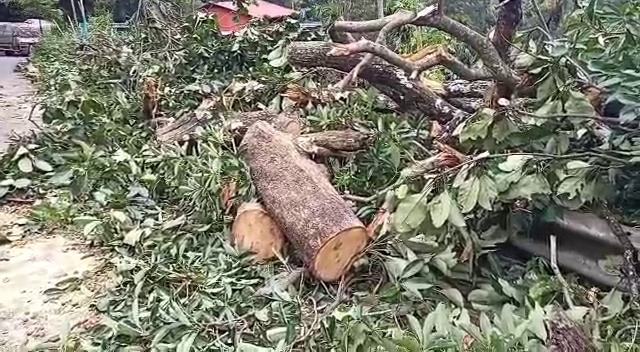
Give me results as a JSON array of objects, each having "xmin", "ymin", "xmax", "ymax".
[{"xmin": 240, "ymin": 122, "xmax": 369, "ymax": 282}]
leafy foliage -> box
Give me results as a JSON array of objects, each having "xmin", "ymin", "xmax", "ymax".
[{"xmin": 4, "ymin": 3, "xmax": 640, "ymax": 352}]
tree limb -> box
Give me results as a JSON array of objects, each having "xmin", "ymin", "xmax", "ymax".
[
  {"xmin": 336, "ymin": 11, "xmax": 416, "ymax": 90},
  {"xmin": 288, "ymin": 41, "xmax": 468, "ymax": 127},
  {"xmin": 329, "ymin": 41, "xmax": 492, "ymax": 81}
]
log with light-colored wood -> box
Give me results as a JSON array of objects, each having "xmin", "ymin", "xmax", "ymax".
[
  {"xmin": 232, "ymin": 202, "xmax": 285, "ymax": 262},
  {"xmin": 241, "ymin": 121, "xmax": 369, "ymax": 281}
]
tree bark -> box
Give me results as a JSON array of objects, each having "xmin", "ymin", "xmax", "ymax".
[
  {"xmin": 156, "ymin": 109, "xmax": 301, "ymax": 144},
  {"xmin": 376, "ymin": 0, "xmax": 385, "ymax": 19},
  {"xmin": 489, "ymin": 0, "xmax": 523, "ymax": 107},
  {"xmin": 288, "ymin": 41, "xmax": 468, "ymax": 125},
  {"xmin": 296, "ymin": 130, "xmax": 375, "ymax": 157},
  {"xmin": 241, "ymin": 122, "xmax": 369, "ymax": 282}
]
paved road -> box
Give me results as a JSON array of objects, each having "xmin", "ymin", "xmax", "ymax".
[{"xmin": 0, "ymin": 57, "xmax": 37, "ymax": 151}]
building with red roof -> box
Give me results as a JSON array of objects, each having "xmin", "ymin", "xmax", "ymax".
[{"xmin": 199, "ymin": 1, "xmax": 297, "ymax": 33}]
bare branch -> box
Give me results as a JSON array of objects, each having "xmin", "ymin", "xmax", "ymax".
[
  {"xmin": 331, "ymin": 5, "xmax": 517, "ymax": 86},
  {"xmin": 336, "ymin": 11, "xmax": 416, "ymax": 90},
  {"xmin": 414, "ymin": 11, "xmax": 517, "ymax": 86},
  {"xmin": 329, "ymin": 41, "xmax": 491, "ymax": 81}
]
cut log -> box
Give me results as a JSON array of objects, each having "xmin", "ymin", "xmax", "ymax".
[
  {"xmin": 296, "ymin": 130, "xmax": 375, "ymax": 157},
  {"xmin": 156, "ymin": 98, "xmax": 216, "ymax": 143},
  {"xmin": 241, "ymin": 121, "xmax": 369, "ymax": 281},
  {"xmin": 232, "ymin": 202, "xmax": 285, "ymax": 262}
]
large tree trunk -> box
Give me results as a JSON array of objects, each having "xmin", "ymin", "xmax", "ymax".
[
  {"xmin": 241, "ymin": 122, "xmax": 369, "ymax": 282},
  {"xmin": 288, "ymin": 41, "xmax": 469, "ymax": 125}
]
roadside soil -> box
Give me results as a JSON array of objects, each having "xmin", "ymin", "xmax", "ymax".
[{"xmin": 0, "ymin": 57, "xmax": 108, "ymax": 351}]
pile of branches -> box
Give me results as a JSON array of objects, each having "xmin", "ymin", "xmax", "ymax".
[{"xmin": 3, "ymin": 1, "xmax": 640, "ymax": 351}]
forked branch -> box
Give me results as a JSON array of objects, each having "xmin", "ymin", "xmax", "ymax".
[
  {"xmin": 332, "ymin": 4, "xmax": 517, "ymax": 86},
  {"xmin": 328, "ymin": 41, "xmax": 492, "ymax": 81}
]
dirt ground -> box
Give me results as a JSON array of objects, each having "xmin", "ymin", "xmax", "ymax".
[
  {"xmin": 0, "ymin": 58, "xmax": 107, "ymax": 351},
  {"xmin": 0, "ymin": 57, "xmax": 40, "ymax": 150}
]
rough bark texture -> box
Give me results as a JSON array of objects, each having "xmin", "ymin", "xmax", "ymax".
[
  {"xmin": 232, "ymin": 202, "xmax": 285, "ymax": 262},
  {"xmin": 223, "ymin": 110, "xmax": 302, "ymax": 138},
  {"xmin": 241, "ymin": 122, "xmax": 368, "ymax": 282},
  {"xmin": 441, "ymin": 80, "xmax": 492, "ymax": 98},
  {"xmin": 548, "ymin": 310, "xmax": 593, "ymax": 352},
  {"xmin": 155, "ymin": 99, "xmax": 216, "ymax": 143},
  {"xmin": 490, "ymin": 0, "xmax": 523, "ymax": 107},
  {"xmin": 288, "ymin": 41, "xmax": 469, "ymax": 125},
  {"xmin": 296, "ymin": 130, "xmax": 375, "ymax": 157},
  {"xmin": 156, "ymin": 109, "xmax": 301, "ymax": 144}
]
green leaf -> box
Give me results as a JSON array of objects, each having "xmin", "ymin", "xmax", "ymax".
[
  {"xmin": 49, "ymin": 169, "xmax": 74, "ymax": 186},
  {"xmin": 406, "ymin": 315, "xmax": 423, "ymax": 343},
  {"xmin": 566, "ymin": 160, "xmax": 590, "ymax": 169},
  {"xmin": 269, "ymin": 55, "xmax": 288, "ymax": 68},
  {"xmin": 110, "ymin": 210, "xmax": 131, "ymax": 225},
  {"xmin": 492, "ymin": 118, "xmax": 518, "ymax": 142},
  {"xmin": 556, "ymin": 176, "xmax": 584, "ymax": 199},
  {"xmin": 0, "ymin": 187, "xmax": 8, "ymax": 198},
  {"xmin": 177, "ymin": 332, "xmax": 197, "ymax": 352},
  {"xmin": 602, "ymin": 289, "xmax": 625, "ymax": 317},
  {"xmin": 537, "ymin": 75, "xmax": 557, "ymax": 102},
  {"xmin": 83, "ymin": 221, "xmax": 102, "ymax": 237},
  {"xmin": 528, "ymin": 303, "xmax": 547, "ymax": 341},
  {"xmin": 33, "ymin": 159, "xmax": 53, "ymax": 172},
  {"xmin": 12, "ymin": 146, "xmax": 29, "ymax": 161},
  {"xmin": 237, "ymin": 343, "xmax": 273, "ymax": 352},
  {"xmin": 429, "ymin": 191, "xmax": 452, "ymax": 228},
  {"xmin": 460, "ymin": 108, "xmax": 494, "ymax": 142},
  {"xmin": 505, "ymin": 174, "xmax": 551, "ymax": 200},
  {"xmin": 266, "ymin": 327, "xmax": 287, "ymax": 342},
  {"xmin": 162, "ymin": 215, "xmax": 186, "ymax": 230},
  {"xmin": 477, "ymin": 175, "xmax": 498, "ymax": 210},
  {"xmin": 385, "ymin": 257, "xmax": 410, "ymax": 281},
  {"xmin": 393, "ymin": 193, "xmax": 428, "ymax": 233},
  {"xmin": 565, "ymin": 90, "xmax": 595, "ymax": 115},
  {"xmin": 401, "ymin": 279, "xmax": 433, "ymax": 299},
  {"xmin": 440, "ymin": 287, "xmax": 464, "ymax": 307},
  {"xmin": 401, "ymin": 259, "xmax": 424, "ymax": 279},
  {"xmin": 458, "ymin": 176, "xmax": 480, "ymax": 213},
  {"xmin": 498, "ymin": 155, "xmax": 532, "ymax": 172},
  {"xmin": 547, "ymin": 42, "xmax": 568, "ymax": 57},
  {"xmin": 267, "ymin": 45, "xmax": 283, "ymax": 61},
  {"xmin": 17, "ymin": 157, "xmax": 33, "ymax": 173},
  {"xmin": 123, "ymin": 228, "xmax": 143, "ymax": 246},
  {"xmin": 447, "ymin": 199, "xmax": 466, "ymax": 228},
  {"xmin": 14, "ymin": 178, "xmax": 31, "ymax": 188}
]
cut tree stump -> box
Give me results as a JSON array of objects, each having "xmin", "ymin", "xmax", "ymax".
[
  {"xmin": 232, "ymin": 202, "xmax": 285, "ymax": 262},
  {"xmin": 241, "ymin": 121, "xmax": 369, "ymax": 281}
]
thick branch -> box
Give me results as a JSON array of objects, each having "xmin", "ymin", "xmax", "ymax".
[
  {"xmin": 337, "ymin": 11, "xmax": 416, "ymax": 89},
  {"xmin": 288, "ymin": 41, "xmax": 468, "ymax": 127},
  {"xmin": 415, "ymin": 11, "xmax": 517, "ymax": 86},
  {"xmin": 330, "ymin": 41, "xmax": 491, "ymax": 81},
  {"xmin": 332, "ymin": 5, "xmax": 517, "ymax": 86},
  {"xmin": 297, "ymin": 130, "xmax": 375, "ymax": 158}
]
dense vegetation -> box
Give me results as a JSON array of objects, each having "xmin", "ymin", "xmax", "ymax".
[{"xmin": 1, "ymin": 0, "xmax": 640, "ymax": 351}]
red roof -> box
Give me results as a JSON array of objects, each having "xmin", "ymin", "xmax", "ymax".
[{"xmin": 207, "ymin": 1, "xmax": 297, "ymax": 19}]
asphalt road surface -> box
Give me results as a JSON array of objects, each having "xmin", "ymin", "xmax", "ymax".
[{"xmin": 0, "ymin": 56, "xmax": 38, "ymax": 151}]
